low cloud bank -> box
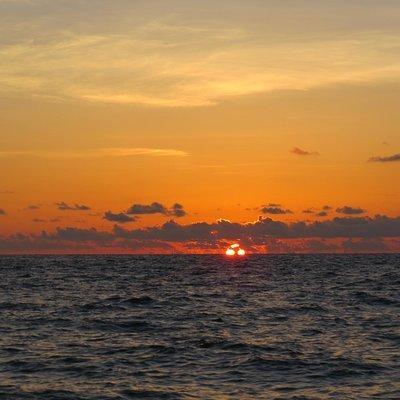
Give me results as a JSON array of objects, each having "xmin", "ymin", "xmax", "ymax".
[
  {"xmin": 1, "ymin": 215, "xmax": 400, "ymax": 253},
  {"xmin": 56, "ymin": 202, "xmax": 91, "ymax": 211}
]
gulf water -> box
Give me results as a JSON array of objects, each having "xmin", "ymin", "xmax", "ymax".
[{"xmin": 0, "ymin": 255, "xmax": 399, "ymax": 399}]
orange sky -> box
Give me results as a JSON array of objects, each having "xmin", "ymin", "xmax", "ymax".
[{"xmin": 0, "ymin": 1, "xmax": 399, "ymax": 253}]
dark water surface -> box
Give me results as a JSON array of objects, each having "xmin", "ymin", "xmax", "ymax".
[{"xmin": 0, "ymin": 255, "xmax": 399, "ymax": 399}]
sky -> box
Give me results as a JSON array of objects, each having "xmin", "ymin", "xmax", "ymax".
[{"xmin": 0, "ymin": 0, "xmax": 400, "ymax": 253}]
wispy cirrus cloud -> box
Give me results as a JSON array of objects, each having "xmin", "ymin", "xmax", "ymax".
[
  {"xmin": 0, "ymin": 148, "xmax": 188, "ymax": 158},
  {"xmin": 1, "ymin": 7, "xmax": 400, "ymax": 108}
]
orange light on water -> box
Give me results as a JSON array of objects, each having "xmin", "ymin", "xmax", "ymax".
[{"xmin": 237, "ymin": 248, "xmax": 246, "ymax": 256}]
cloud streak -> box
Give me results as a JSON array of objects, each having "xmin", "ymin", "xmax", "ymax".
[
  {"xmin": 0, "ymin": 148, "xmax": 188, "ymax": 159},
  {"xmin": 103, "ymin": 211, "xmax": 136, "ymax": 224},
  {"xmin": 1, "ymin": 8, "xmax": 400, "ymax": 107},
  {"xmin": 368, "ymin": 153, "xmax": 400, "ymax": 163},
  {"xmin": 56, "ymin": 202, "xmax": 91, "ymax": 211},
  {"xmin": 336, "ymin": 206, "xmax": 365, "ymax": 215},
  {"xmin": 291, "ymin": 147, "xmax": 319, "ymax": 156}
]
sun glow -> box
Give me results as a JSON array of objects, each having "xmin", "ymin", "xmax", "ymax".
[
  {"xmin": 225, "ymin": 244, "xmax": 246, "ymax": 256},
  {"xmin": 226, "ymin": 248, "xmax": 236, "ymax": 256}
]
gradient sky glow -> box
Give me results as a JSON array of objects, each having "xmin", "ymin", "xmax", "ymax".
[{"xmin": 1, "ymin": 0, "xmax": 400, "ymax": 253}]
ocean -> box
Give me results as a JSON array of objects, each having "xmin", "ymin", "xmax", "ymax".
[{"xmin": 0, "ymin": 254, "xmax": 399, "ymax": 399}]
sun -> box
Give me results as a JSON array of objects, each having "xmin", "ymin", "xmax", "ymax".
[{"xmin": 225, "ymin": 244, "xmax": 246, "ymax": 256}]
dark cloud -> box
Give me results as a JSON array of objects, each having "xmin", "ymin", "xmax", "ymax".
[
  {"xmin": 336, "ymin": 206, "xmax": 365, "ymax": 215},
  {"xmin": 103, "ymin": 211, "xmax": 136, "ymax": 223},
  {"xmin": 261, "ymin": 206, "xmax": 292, "ymax": 215},
  {"xmin": 48, "ymin": 227, "xmax": 114, "ymax": 242},
  {"xmin": 112, "ymin": 215, "xmax": 400, "ymax": 242},
  {"xmin": 343, "ymin": 238, "xmax": 388, "ymax": 253},
  {"xmin": 291, "ymin": 147, "xmax": 319, "ymax": 156},
  {"xmin": 0, "ymin": 190, "xmax": 13, "ymax": 194},
  {"xmin": 261, "ymin": 238, "xmax": 339, "ymax": 254},
  {"xmin": 74, "ymin": 204, "xmax": 91, "ymax": 210},
  {"xmin": 33, "ymin": 218, "xmax": 46, "ymax": 223},
  {"xmin": 2, "ymin": 215, "xmax": 400, "ymax": 253},
  {"xmin": 126, "ymin": 202, "xmax": 168, "ymax": 215},
  {"xmin": 27, "ymin": 204, "xmax": 41, "ymax": 210},
  {"xmin": 0, "ymin": 209, "xmax": 5, "ymax": 215},
  {"xmin": 304, "ymin": 206, "xmax": 330, "ymax": 215},
  {"xmin": 170, "ymin": 203, "xmax": 186, "ymax": 217},
  {"xmin": 368, "ymin": 153, "xmax": 400, "ymax": 163},
  {"xmin": 302, "ymin": 239, "xmax": 338, "ymax": 253},
  {"xmin": 56, "ymin": 202, "xmax": 91, "ymax": 211},
  {"xmin": 126, "ymin": 202, "xmax": 186, "ymax": 217}
]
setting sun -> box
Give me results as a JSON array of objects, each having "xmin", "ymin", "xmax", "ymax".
[{"xmin": 225, "ymin": 244, "xmax": 246, "ymax": 256}]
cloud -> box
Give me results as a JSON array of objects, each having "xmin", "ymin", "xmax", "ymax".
[
  {"xmin": 0, "ymin": 208, "xmax": 5, "ymax": 215},
  {"xmin": 27, "ymin": 204, "xmax": 41, "ymax": 210},
  {"xmin": 2, "ymin": 215, "xmax": 400, "ymax": 253},
  {"xmin": 126, "ymin": 202, "xmax": 186, "ymax": 217},
  {"xmin": 56, "ymin": 202, "xmax": 91, "ymax": 211},
  {"xmin": 291, "ymin": 147, "xmax": 319, "ymax": 156},
  {"xmin": 368, "ymin": 153, "xmax": 400, "ymax": 163},
  {"xmin": 113, "ymin": 215, "xmax": 400, "ymax": 242},
  {"xmin": 127, "ymin": 202, "xmax": 168, "ymax": 215},
  {"xmin": 0, "ymin": 190, "xmax": 13, "ymax": 194},
  {"xmin": 33, "ymin": 218, "xmax": 45, "ymax": 223},
  {"xmin": 336, "ymin": 206, "xmax": 365, "ymax": 215},
  {"xmin": 0, "ymin": 148, "xmax": 188, "ymax": 159},
  {"xmin": 304, "ymin": 239, "xmax": 339, "ymax": 253},
  {"xmin": 91, "ymin": 148, "xmax": 187, "ymax": 157},
  {"xmin": 1, "ymin": 7, "xmax": 400, "ymax": 108},
  {"xmin": 343, "ymin": 238, "xmax": 388, "ymax": 253},
  {"xmin": 170, "ymin": 203, "xmax": 186, "ymax": 217},
  {"xmin": 47, "ymin": 227, "xmax": 114, "ymax": 242},
  {"xmin": 303, "ymin": 206, "xmax": 331, "ymax": 216},
  {"xmin": 103, "ymin": 211, "xmax": 136, "ymax": 224},
  {"xmin": 261, "ymin": 205, "xmax": 292, "ymax": 215}
]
